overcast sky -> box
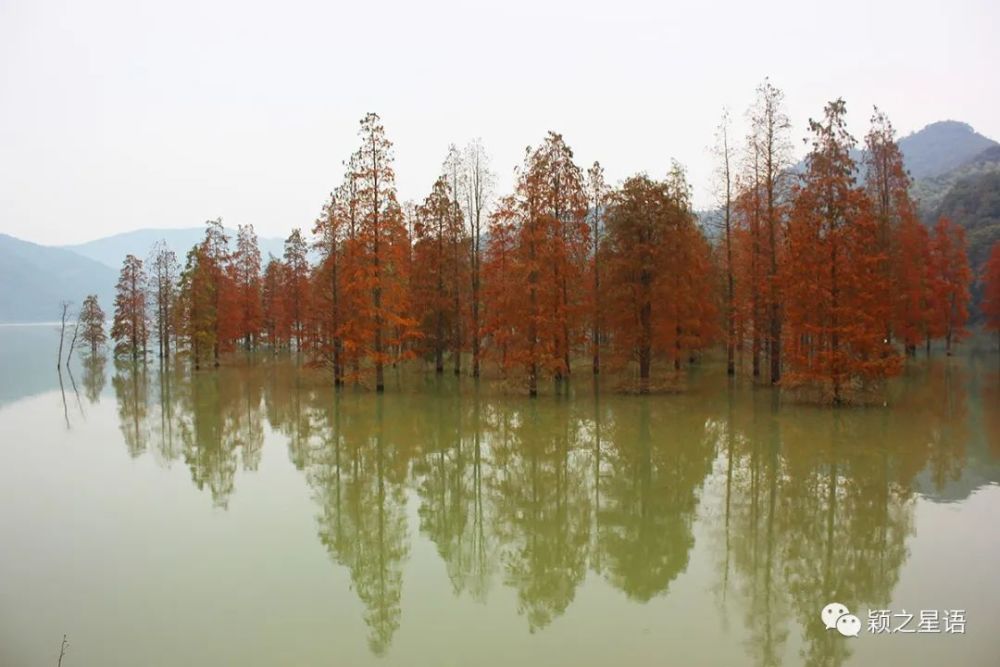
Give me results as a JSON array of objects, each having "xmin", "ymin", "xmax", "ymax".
[{"xmin": 1, "ymin": 0, "xmax": 997, "ymax": 246}]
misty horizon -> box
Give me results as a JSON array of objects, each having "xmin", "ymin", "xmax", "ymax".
[{"xmin": 2, "ymin": 0, "xmax": 998, "ymax": 246}]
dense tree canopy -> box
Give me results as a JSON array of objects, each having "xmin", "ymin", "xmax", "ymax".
[{"xmin": 107, "ymin": 100, "xmax": 980, "ymax": 402}]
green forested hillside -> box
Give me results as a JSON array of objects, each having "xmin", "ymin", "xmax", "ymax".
[
  {"xmin": 913, "ymin": 145, "xmax": 1000, "ymax": 218},
  {"xmin": 935, "ymin": 170, "xmax": 1000, "ymax": 267},
  {"xmin": 932, "ymin": 170, "xmax": 1000, "ymax": 316}
]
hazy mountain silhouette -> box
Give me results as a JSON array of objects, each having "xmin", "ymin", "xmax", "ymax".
[
  {"xmin": 62, "ymin": 227, "xmax": 286, "ymax": 271},
  {"xmin": 897, "ymin": 120, "xmax": 998, "ymax": 180},
  {"xmin": 0, "ymin": 234, "xmax": 116, "ymax": 324}
]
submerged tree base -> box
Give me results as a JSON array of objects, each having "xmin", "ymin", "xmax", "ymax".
[{"xmin": 780, "ymin": 376, "xmax": 892, "ymax": 407}]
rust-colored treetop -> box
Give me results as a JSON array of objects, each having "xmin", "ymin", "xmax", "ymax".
[{"xmin": 110, "ymin": 101, "xmax": 975, "ymax": 402}]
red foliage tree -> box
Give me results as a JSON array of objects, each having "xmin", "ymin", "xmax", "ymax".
[
  {"xmin": 983, "ymin": 240, "xmax": 1000, "ymax": 348},
  {"xmin": 863, "ymin": 108, "xmax": 920, "ymax": 347},
  {"xmin": 783, "ymin": 99, "xmax": 901, "ymax": 404},
  {"xmin": 481, "ymin": 197, "xmax": 520, "ymax": 372},
  {"xmin": 481, "ymin": 135, "xmax": 590, "ymax": 395},
  {"xmin": 261, "ymin": 257, "xmax": 288, "ymax": 349},
  {"xmin": 352, "ymin": 113, "xmax": 416, "ymax": 391},
  {"xmin": 177, "ymin": 221, "xmax": 231, "ymax": 369},
  {"xmin": 411, "ymin": 176, "xmax": 458, "ymax": 373},
  {"xmin": 110, "ymin": 254, "xmax": 148, "ymax": 360},
  {"xmin": 230, "ymin": 224, "xmax": 263, "ymax": 350},
  {"xmin": 894, "ymin": 214, "xmax": 933, "ymax": 355},
  {"xmin": 310, "ymin": 192, "xmax": 345, "ymax": 382},
  {"xmin": 602, "ymin": 172, "xmax": 715, "ymax": 392},
  {"xmin": 928, "ymin": 216, "xmax": 972, "ymax": 355},
  {"xmin": 282, "ymin": 228, "xmax": 310, "ymax": 351}
]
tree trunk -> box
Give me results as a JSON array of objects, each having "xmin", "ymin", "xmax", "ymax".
[
  {"xmin": 57, "ymin": 303, "xmax": 68, "ymax": 369},
  {"xmin": 639, "ymin": 300, "xmax": 651, "ymax": 394}
]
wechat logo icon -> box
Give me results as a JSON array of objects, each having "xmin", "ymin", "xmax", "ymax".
[{"xmin": 821, "ymin": 602, "xmax": 861, "ymax": 637}]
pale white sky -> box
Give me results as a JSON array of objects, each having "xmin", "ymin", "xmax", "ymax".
[{"xmin": 1, "ymin": 0, "xmax": 997, "ymax": 245}]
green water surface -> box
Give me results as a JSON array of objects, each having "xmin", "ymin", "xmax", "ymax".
[{"xmin": 1, "ymin": 326, "xmax": 998, "ymax": 666}]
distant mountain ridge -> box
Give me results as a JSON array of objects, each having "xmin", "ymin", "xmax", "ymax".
[
  {"xmin": 895, "ymin": 120, "xmax": 998, "ymax": 180},
  {"xmin": 0, "ymin": 234, "xmax": 117, "ymax": 323},
  {"xmin": 63, "ymin": 227, "xmax": 286, "ymax": 271},
  {"xmin": 0, "ymin": 226, "xmax": 286, "ymax": 323},
  {"xmin": 789, "ymin": 120, "xmax": 998, "ymax": 181}
]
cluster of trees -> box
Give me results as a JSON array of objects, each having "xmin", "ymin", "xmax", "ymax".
[
  {"xmin": 101, "ymin": 92, "xmax": 1000, "ymax": 400},
  {"xmin": 985, "ymin": 241, "xmax": 1000, "ymax": 342},
  {"xmin": 55, "ymin": 294, "xmax": 107, "ymax": 370},
  {"xmin": 714, "ymin": 83, "xmax": 991, "ymax": 403},
  {"xmin": 106, "ymin": 114, "xmax": 716, "ymax": 394}
]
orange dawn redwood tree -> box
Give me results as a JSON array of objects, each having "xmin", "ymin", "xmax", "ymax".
[
  {"xmin": 863, "ymin": 107, "xmax": 930, "ymax": 353},
  {"xmin": 353, "ymin": 112, "xmax": 416, "ymax": 391},
  {"xmin": 179, "ymin": 243, "xmax": 215, "ymax": 368},
  {"xmin": 983, "ymin": 240, "xmax": 1000, "ymax": 348},
  {"xmin": 602, "ymin": 171, "xmax": 715, "ymax": 392},
  {"xmin": 112, "ymin": 104, "xmax": 981, "ymax": 401},
  {"xmin": 111, "ymin": 254, "xmax": 148, "ymax": 361},
  {"xmin": 928, "ymin": 216, "xmax": 972, "ymax": 355},
  {"xmin": 731, "ymin": 179, "xmax": 775, "ymax": 378},
  {"xmin": 262, "ymin": 256, "xmax": 289, "ymax": 349},
  {"xmin": 748, "ymin": 78, "xmax": 793, "ymax": 385},
  {"xmin": 893, "ymin": 213, "xmax": 933, "ymax": 355},
  {"xmin": 783, "ymin": 98, "xmax": 901, "ymax": 404},
  {"xmin": 282, "ymin": 228, "xmax": 311, "ymax": 351},
  {"xmin": 481, "ymin": 197, "xmax": 519, "ymax": 372},
  {"xmin": 481, "ymin": 134, "xmax": 589, "ymax": 395},
  {"xmin": 176, "ymin": 219, "xmax": 232, "ymax": 368},
  {"xmin": 310, "ymin": 192, "xmax": 345, "ymax": 383},
  {"xmin": 79, "ymin": 294, "xmax": 107, "ymax": 357},
  {"xmin": 230, "ymin": 224, "xmax": 263, "ymax": 350},
  {"xmin": 328, "ymin": 154, "xmax": 371, "ymax": 381},
  {"xmin": 411, "ymin": 176, "xmax": 459, "ymax": 373}
]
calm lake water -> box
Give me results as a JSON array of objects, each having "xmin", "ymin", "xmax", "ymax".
[{"xmin": 1, "ymin": 326, "xmax": 999, "ymax": 666}]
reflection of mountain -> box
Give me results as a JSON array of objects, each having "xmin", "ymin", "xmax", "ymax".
[
  {"xmin": 913, "ymin": 459, "xmax": 1000, "ymax": 504},
  {"xmin": 913, "ymin": 361, "xmax": 1000, "ymax": 503},
  {"xmin": 0, "ymin": 325, "xmax": 78, "ymax": 405}
]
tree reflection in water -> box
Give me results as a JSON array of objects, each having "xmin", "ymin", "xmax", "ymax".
[{"xmin": 107, "ymin": 359, "xmax": 978, "ymax": 662}]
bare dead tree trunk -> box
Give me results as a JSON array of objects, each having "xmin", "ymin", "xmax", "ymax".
[
  {"xmin": 58, "ymin": 634, "xmax": 69, "ymax": 667},
  {"xmin": 587, "ymin": 162, "xmax": 606, "ymax": 377},
  {"xmin": 463, "ymin": 140, "xmax": 493, "ymax": 380},
  {"xmin": 57, "ymin": 301, "xmax": 70, "ymax": 370},
  {"xmin": 66, "ymin": 315, "xmax": 81, "ymax": 367}
]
